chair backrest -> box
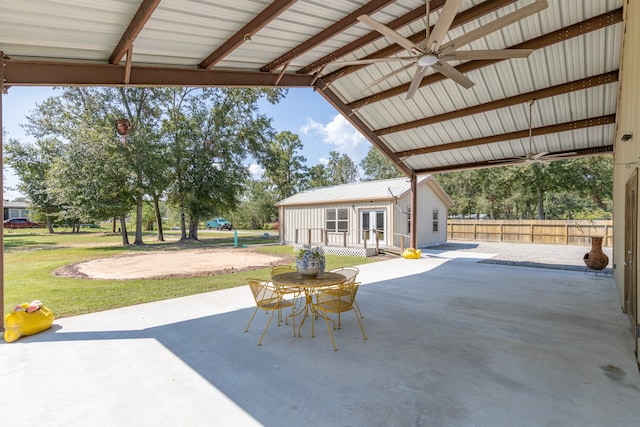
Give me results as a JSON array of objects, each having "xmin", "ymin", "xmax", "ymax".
[
  {"xmin": 247, "ymin": 279, "xmax": 280, "ymax": 307},
  {"xmin": 316, "ymin": 283, "xmax": 359, "ymax": 312},
  {"xmin": 329, "ymin": 267, "xmax": 359, "ymax": 284},
  {"xmin": 270, "ymin": 265, "xmax": 295, "ymax": 278}
]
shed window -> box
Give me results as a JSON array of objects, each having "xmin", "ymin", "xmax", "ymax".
[
  {"xmin": 326, "ymin": 208, "xmax": 348, "ymax": 232},
  {"xmin": 432, "ymin": 209, "xmax": 439, "ymax": 232}
]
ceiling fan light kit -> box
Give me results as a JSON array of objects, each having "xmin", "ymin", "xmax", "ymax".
[{"xmin": 339, "ymin": 0, "xmax": 549, "ymax": 100}]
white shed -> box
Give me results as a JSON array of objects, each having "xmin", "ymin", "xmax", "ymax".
[{"xmin": 276, "ymin": 176, "xmax": 453, "ymax": 255}]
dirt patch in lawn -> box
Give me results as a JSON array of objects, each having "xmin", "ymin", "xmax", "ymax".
[{"xmin": 54, "ymin": 248, "xmax": 293, "ymax": 280}]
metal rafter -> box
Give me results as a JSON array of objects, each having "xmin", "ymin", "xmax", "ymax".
[
  {"xmin": 395, "ymin": 114, "xmax": 616, "ymax": 158},
  {"xmin": 346, "ymin": 8, "xmax": 623, "ymax": 110},
  {"xmin": 419, "ymin": 146, "xmax": 613, "ymax": 174},
  {"xmin": 260, "ymin": 0, "xmax": 396, "ymax": 73},
  {"xmin": 199, "ymin": 0, "xmax": 299, "ymax": 69},
  {"xmin": 375, "ymin": 71, "xmax": 619, "ymax": 135},
  {"xmin": 319, "ymin": 0, "xmax": 515, "ymax": 82},
  {"xmin": 109, "ymin": 0, "xmax": 161, "ymax": 65}
]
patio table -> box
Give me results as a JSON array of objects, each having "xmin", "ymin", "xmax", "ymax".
[{"xmin": 272, "ymin": 271, "xmax": 346, "ymax": 337}]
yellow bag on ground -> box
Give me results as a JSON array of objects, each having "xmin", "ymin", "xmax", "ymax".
[
  {"xmin": 402, "ymin": 248, "xmax": 421, "ymax": 259},
  {"xmin": 4, "ymin": 301, "xmax": 54, "ymax": 343}
]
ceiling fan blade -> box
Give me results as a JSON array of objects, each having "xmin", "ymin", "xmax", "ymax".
[
  {"xmin": 406, "ymin": 66, "xmax": 429, "ymax": 100},
  {"xmin": 357, "ymin": 15, "xmax": 420, "ymax": 54},
  {"xmin": 425, "ymin": 0, "xmax": 462, "ymax": 51},
  {"xmin": 440, "ymin": 0, "xmax": 548, "ymax": 53},
  {"xmin": 541, "ymin": 152, "xmax": 578, "ymax": 159},
  {"xmin": 431, "ymin": 61, "xmax": 474, "ymax": 89},
  {"xmin": 441, "ymin": 49, "xmax": 534, "ymax": 61},
  {"xmin": 337, "ymin": 57, "xmax": 414, "ymax": 66},
  {"xmin": 361, "ymin": 63, "xmax": 414, "ymax": 92}
]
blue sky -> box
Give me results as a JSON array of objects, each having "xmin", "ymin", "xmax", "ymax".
[{"xmin": 2, "ymin": 86, "xmax": 371, "ymax": 200}]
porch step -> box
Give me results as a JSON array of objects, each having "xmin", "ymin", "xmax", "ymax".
[{"xmin": 379, "ymin": 247, "xmax": 403, "ymax": 257}]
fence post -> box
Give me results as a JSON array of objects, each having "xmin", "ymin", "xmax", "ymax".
[
  {"xmin": 308, "ymin": 228, "xmax": 312, "ymax": 244},
  {"xmin": 565, "ymin": 224, "xmax": 569, "ymax": 245},
  {"xmin": 474, "ymin": 223, "xmax": 477, "ymax": 240},
  {"xmin": 295, "ymin": 229, "xmax": 298, "ymax": 244},
  {"xmin": 500, "ymin": 224, "xmax": 503, "ymax": 242},
  {"xmin": 401, "ymin": 235, "xmax": 405, "ymax": 250},
  {"xmin": 530, "ymin": 224, "xmax": 534, "ymax": 243},
  {"xmin": 343, "ymin": 231, "xmax": 347, "ymax": 247},
  {"xmin": 604, "ymin": 224, "xmax": 609, "ymax": 247},
  {"xmin": 376, "ymin": 231, "xmax": 380, "ymax": 254}
]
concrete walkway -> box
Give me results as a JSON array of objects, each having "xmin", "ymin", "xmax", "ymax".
[{"xmin": 1, "ymin": 248, "xmax": 638, "ymax": 427}]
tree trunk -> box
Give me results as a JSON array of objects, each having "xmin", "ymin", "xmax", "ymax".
[
  {"xmin": 188, "ymin": 217, "xmax": 199, "ymax": 241},
  {"xmin": 45, "ymin": 214, "xmax": 55, "ymax": 234},
  {"xmin": 537, "ymin": 188, "xmax": 545, "ymax": 220},
  {"xmin": 154, "ymin": 195, "xmax": 164, "ymax": 242},
  {"xmin": 120, "ymin": 215, "xmax": 130, "ymax": 245},
  {"xmin": 112, "ymin": 217, "xmax": 117, "ymax": 233},
  {"xmin": 134, "ymin": 187, "xmax": 144, "ymax": 245},
  {"xmin": 178, "ymin": 199, "xmax": 187, "ymax": 241}
]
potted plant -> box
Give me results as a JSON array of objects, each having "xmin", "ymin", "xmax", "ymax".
[{"xmin": 296, "ymin": 245, "xmax": 325, "ymax": 277}]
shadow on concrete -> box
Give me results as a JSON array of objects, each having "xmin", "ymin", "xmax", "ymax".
[{"xmin": 6, "ymin": 258, "xmax": 639, "ymax": 426}]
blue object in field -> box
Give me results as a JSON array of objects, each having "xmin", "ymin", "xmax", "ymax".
[{"xmin": 234, "ymin": 230, "xmax": 238, "ymax": 248}]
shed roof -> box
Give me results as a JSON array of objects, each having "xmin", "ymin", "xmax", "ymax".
[{"xmin": 276, "ymin": 175, "xmax": 453, "ymax": 207}]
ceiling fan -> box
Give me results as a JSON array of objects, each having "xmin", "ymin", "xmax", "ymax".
[
  {"xmin": 337, "ymin": 0, "xmax": 548, "ymax": 100},
  {"xmin": 498, "ymin": 99, "xmax": 576, "ymax": 165}
]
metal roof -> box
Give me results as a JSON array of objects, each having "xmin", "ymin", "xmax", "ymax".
[
  {"xmin": 0, "ymin": 0, "xmax": 623, "ymax": 176},
  {"xmin": 276, "ymin": 175, "xmax": 452, "ymax": 205}
]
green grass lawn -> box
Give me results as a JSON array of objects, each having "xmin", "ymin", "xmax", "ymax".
[{"xmin": 3, "ymin": 229, "xmax": 380, "ymax": 318}]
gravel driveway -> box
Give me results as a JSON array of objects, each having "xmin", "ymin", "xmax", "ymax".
[{"xmin": 426, "ymin": 240, "xmax": 613, "ymax": 273}]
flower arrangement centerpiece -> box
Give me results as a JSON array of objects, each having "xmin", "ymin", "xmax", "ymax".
[{"xmin": 296, "ymin": 245, "xmax": 325, "ymax": 278}]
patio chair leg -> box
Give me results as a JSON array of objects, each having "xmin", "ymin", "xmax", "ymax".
[
  {"xmin": 323, "ymin": 311, "xmax": 338, "ymax": 351},
  {"xmin": 257, "ymin": 309, "xmax": 277, "ymax": 346},
  {"xmin": 244, "ymin": 307, "xmax": 259, "ymax": 332},
  {"xmin": 354, "ymin": 312, "xmax": 367, "ymax": 341},
  {"xmin": 354, "ymin": 301, "xmax": 364, "ymax": 319}
]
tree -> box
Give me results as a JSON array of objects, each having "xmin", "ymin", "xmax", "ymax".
[
  {"xmin": 4, "ymin": 137, "xmax": 63, "ymax": 233},
  {"xmin": 360, "ymin": 147, "xmax": 403, "ymax": 181},
  {"xmin": 326, "ymin": 150, "xmax": 358, "ymax": 184},
  {"xmin": 161, "ymin": 87, "xmax": 284, "ymax": 240},
  {"xmin": 261, "ymin": 131, "xmax": 308, "ymax": 201},
  {"xmin": 306, "ymin": 164, "xmax": 331, "ymax": 189}
]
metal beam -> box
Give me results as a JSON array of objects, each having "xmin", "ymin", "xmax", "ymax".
[
  {"xmin": 315, "ymin": 78, "xmax": 413, "ymax": 177},
  {"xmin": 3, "ymin": 59, "xmax": 315, "ymax": 87},
  {"xmin": 395, "ymin": 114, "xmax": 617, "ymax": 158},
  {"xmin": 319, "ymin": 0, "xmax": 515, "ymax": 81},
  {"xmin": 346, "ymin": 8, "xmax": 623, "ymax": 110},
  {"xmin": 199, "ymin": 0, "xmax": 299, "ymax": 69},
  {"xmin": 261, "ymin": 0, "xmax": 396, "ymax": 73},
  {"xmin": 109, "ymin": 0, "xmax": 161, "ymax": 64},
  {"xmin": 416, "ymin": 145, "xmax": 613, "ymax": 174},
  {"xmin": 376, "ymin": 71, "xmax": 619, "ymax": 136}
]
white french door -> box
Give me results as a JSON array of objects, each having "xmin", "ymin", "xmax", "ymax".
[{"xmin": 360, "ymin": 210, "xmax": 385, "ymax": 245}]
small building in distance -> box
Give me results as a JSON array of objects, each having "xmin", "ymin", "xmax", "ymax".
[
  {"xmin": 276, "ymin": 176, "xmax": 453, "ymax": 254},
  {"xmin": 3, "ymin": 200, "xmax": 30, "ymax": 221}
]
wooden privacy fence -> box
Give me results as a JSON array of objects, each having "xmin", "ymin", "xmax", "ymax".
[{"xmin": 447, "ymin": 220, "xmax": 613, "ymax": 247}]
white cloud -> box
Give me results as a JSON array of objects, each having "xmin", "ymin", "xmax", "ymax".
[
  {"xmin": 301, "ymin": 114, "xmax": 369, "ymax": 163},
  {"xmin": 248, "ymin": 163, "xmax": 264, "ymax": 179}
]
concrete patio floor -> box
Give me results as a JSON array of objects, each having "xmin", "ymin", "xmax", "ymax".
[{"xmin": 2, "ymin": 248, "xmax": 639, "ymax": 426}]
